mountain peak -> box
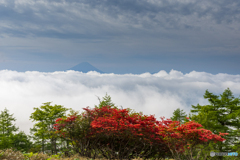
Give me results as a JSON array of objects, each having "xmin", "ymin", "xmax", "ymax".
[{"xmin": 68, "ymin": 62, "xmax": 104, "ymax": 73}]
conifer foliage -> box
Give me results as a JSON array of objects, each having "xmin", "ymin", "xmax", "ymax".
[
  {"xmin": 170, "ymin": 108, "xmax": 187, "ymax": 125},
  {"xmin": 191, "ymin": 88, "xmax": 240, "ymax": 153},
  {"xmin": 0, "ymin": 108, "xmax": 18, "ymax": 149}
]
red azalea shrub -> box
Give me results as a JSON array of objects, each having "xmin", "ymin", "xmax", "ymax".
[
  {"xmin": 86, "ymin": 106, "xmax": 164, "ymax": 142},
  {"xmin": 53, "ymin": 112, "xmax": 98, "ymax": 158},
  {"xmin": 83, "ymin": 106, "xmax": 170, "ymax": 159},
  {"xmin": 162, "ymin": 118, "xmax": 228, "ymax": 159},
  {"xmin": 53, "ymin": 105, "xmax": 228, "ymax": 159},
  {"xmin": 54, "ymin": 115, "xmax": 78, "ymax": 138}
]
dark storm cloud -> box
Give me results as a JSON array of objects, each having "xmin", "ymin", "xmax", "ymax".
[{"xmin": 0, "ymin": 0, "xmax": 239, "ymax": 39}]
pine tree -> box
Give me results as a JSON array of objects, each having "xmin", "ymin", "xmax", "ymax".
[
  {"xmin": 0, "ymin": 108, "xmax": 19, "ymax": 149},
  {"xmin": 95, "ymin": 93, "xmax": 116, "ymax": 108},
  {"xmin": 190, "ymin": 88, "xmax": 240, "ymax": 153},
  {"xmin": 170, "ymin": 108, "xmax": 187, "ymax": 125}
]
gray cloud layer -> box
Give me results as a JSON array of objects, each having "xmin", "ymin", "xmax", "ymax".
[
  {"xmin": 0, "ymin": 69, "xmax": 239, "ymax": 135},
  {"xmin": 0, "ymin": 0, "xmax": 239, "ymax": 38},
  {"xmin": 0, "ymin": 0, "xmax": 239, "ymax": 74}
]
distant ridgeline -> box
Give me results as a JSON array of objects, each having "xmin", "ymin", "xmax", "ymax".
[{"xmin": 67, "ymin": 62, "xmax": 104, "ymax": 73}]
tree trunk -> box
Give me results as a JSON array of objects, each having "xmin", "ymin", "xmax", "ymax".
[{"xmin": 42, "ymin": 138, "xmax": 45, "ymax": 153}]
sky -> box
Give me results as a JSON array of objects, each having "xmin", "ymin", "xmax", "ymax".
[
  {"xmin": 0, "ymin": 0, "xmax": 239, "ymax": 74},
  {"xmin": 0, "ymin": 0, "xmax": 240, "ymax": 135}
]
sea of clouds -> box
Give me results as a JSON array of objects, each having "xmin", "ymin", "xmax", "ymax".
[{"xmin": 0, "ymin": 69, "xmax": 240, "ymax": 135}]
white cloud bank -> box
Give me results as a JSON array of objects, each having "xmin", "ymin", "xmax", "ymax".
[{"xmin": 0, "ymin": 69, "xmax": 240, "ymax": 135}]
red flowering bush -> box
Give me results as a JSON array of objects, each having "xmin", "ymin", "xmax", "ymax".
[
  {"xmin": 53, "ymin": 112, "xmax": 98, "ymax": 158},
  {"xmin": 53, "ymin": 105, "xmax": 228, "ymax": 159},
  {"xmin": 83, "ymin": 106, "xmax": 170, "ymax": 159},
  {"xmin": 162, "ymin": 118, "xmax": 228, "ymax": 160}
]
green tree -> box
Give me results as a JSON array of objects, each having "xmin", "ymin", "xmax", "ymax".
[
  {"xmin": 0, "ymin": 108, "xmax": 19, "ymax": 136},
  {"xmin": 95, "ymin": 93, "xmax": 116, "ymax": 108},
  {"xmin": 170, "ymin": 108, "xmax": 187, "ymax": 125},
  {"xmin": 190, "ymin": 88, "xmax": 240, "ymax": 155},
  {"xmin": 30, "ymin": 102, "xmax": 68, "ymax": 154},
  {"xmin": 0, "ymin": 108, "xmax": 19, "ymax": 149},
  {"xmin": 11, "ymin": 131, "xmax": 32, "ymax": 152}
]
